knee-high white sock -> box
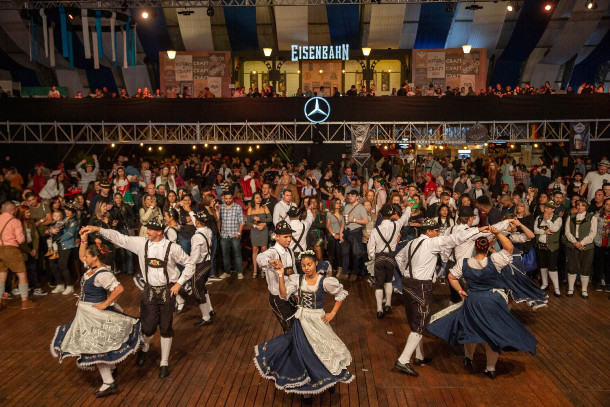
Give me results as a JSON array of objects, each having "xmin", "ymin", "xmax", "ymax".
[
  {"xmin": 464, "ymin": 343, "xmax": 476, "ymax": 360},
  {"xmin": 397, "ymin": 332, "xmax": 423, "ymax": 365},
  {"xmin": 567, "ymin": 274, "xmax": 577, "ymax": 293},
  {"xmin": 484, "ymin": 344, "xmax": 499, "ymax": 372},
  {"xmin": 548, "ymin": 271, "xmax": 560, "ymax": 294},
  {"xmin": 18, "ymin": 283, "xmax": 29, "ymax": 299},
  {"xmin": 415, "ymin": 341, "xmax": 424, "ymax": 360},
  {"xmin": 160, "ymin": 337, "xmax": 172, "ymax": 366},
  {"xmin": 97, "ymin": 363, "xmax": 114, "ymax": 390},
  {"xmin": 198, "ymin": 303, "xmax": 211, "ymax": 321},
  {"xmin": 142, "ymin": 335, "xmax": 153, "ymax": 352},
  {"xmin": 375, "ymin": 289, "xmax": 384, "ymax": 312},
  {"xmin": 205, "ymin": 293, "xmax": 213, "ymax": 310},
  {"xmin": 176, "ymin": 295, "xmax": 185, "ymax": 306},
  {"xmin": 384, "ymin": 282, "xmax": 393, "ymax": 307},
  {"xmin": 540, "ymin": 268, "xmax": 548, "ymax": 289},
  {"xmin": 581, "ymin": 275, "xmax": 590, "ymax": 294}
]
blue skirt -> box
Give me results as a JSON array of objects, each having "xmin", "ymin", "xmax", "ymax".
[
  {"xmin": 427, "ymin": 290, "xmax": 538, "ymax": 355},
  {"xmin": 501, "ymin": 262, "xmax": 548, "ymax": 309},
  {"xmin": 254, "ymin": 319, "xmax": 354, "ymax": 395}
]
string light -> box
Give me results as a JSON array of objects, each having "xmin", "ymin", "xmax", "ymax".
[
  {"xmin": 204, "ymin": 143, "xmax": 208, "ymax": 148},
  {"xmin": 256, "ymin": 145, "xmax": 260, "ymax": 149},
  {"xmin": 192, "ymin": 145, "xmax": 197, "ymax": 150},
  {"xmin": 110, "ymin": 143, "xmax": 116, "ymax": 148},
  {"xmin": 139, "ymin": 142, "xmax": 144, "ymax": 147},
  {"xmin": 148, "ymin": 146, "xmax": 152, "ymax": 151},
  {"xmin": 213, "ymin": 146, "xmax": 218, "ymax": 150},
  {"xmin": 158, "ymin": 146, "xmax": 163, "ymax": 151},
  {"xmin": 236, "ymin": 146, "xmax": 240, "ymax": 152}
]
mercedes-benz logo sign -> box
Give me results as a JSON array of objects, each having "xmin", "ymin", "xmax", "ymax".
[{"xmin": 304, "ymin": 97, "xmax": 330, "ymax": 124}]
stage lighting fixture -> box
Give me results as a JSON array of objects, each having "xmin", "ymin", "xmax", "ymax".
[
  {"xmin": 207, "ymin": 6, "xmax": 215, "ymax": 17},
  {"xmin": 204, "ymin": 143, "xmax": 208, "ymax": 147},
  {"xmin": 297, "ymin": 69, "xmax": 301, "ymax": 74},
  {"xmin": 141, "ymin": 11, "xmax": 149, "ymax": 19},
  {"xmin": 341, "ymin": 69, "xmax": 345, "ymax": 73},
  {"xmin": 213, "ymin": 145, "xmax": 218, "ymax": 150},
  {"xmin": 192, "ymin": 145, "xmax": 197, "ymax": 150},
  {"xmin": 543, "ymin": 1, "xmax": 553, "ymax": 11},
  {"xmin": 248, "ymin": 147, "xmax": 253, "ymax": 152},
  {"xmin": 586, "ymin": 1, "xmax": 598, "ymax": 9},
  {"xmin": 236, "ymin": 146, "xmax": 240, "ymax": 152},
  {"xmin": 319, "ymin": 69, "xmax": 323, "ymax": 74},
  {"xmin": 256, "ymin": 145, "xmax": 260, "ymax": 149},
  {"xmin": 158, "ymin": 146, "xmax": 163, "ymax": 151},
  {"xmin": 166, "ymin": 50, "xmax": 176, "ymax": 60}
]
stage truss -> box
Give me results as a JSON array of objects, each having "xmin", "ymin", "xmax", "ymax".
[
  {"xmin": 3, "ymin": 0, "xmax": 513, "ymax": 10},
  {"xmin": 1, "ymin": 120, "xmax": 609, "ymax": 145}
]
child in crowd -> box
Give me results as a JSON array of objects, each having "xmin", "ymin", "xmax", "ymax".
[{"xmin": 45, "ymin": 210, "xmax": 64, "ymax": 260}]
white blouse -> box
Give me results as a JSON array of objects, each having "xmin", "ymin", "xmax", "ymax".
[{"xmin": 284, "ymin": 274, "xmax": 348, "ymax": 303}]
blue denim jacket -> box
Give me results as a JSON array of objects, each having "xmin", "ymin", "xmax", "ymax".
[{"xmin": 58, "ymin": 217, "xmax": 78, "ymax": 250}]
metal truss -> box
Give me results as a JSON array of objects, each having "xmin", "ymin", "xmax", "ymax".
[
  {"xmin": 3, "ymin": 0, "xmax": 511, "ymax": 10},
  {"xmin": 1, "ymin": 120, "xmax": 609, "ymax": 145}
]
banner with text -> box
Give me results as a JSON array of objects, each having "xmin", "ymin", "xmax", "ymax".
[
  {"xmin": 569, "ymin": 122, "xmax": 590, "ymax": 157},
  {"xmin": 160, "ymin": 51, "xmax": 231, "ymax": 98},
  {"xmin": 412, "ymin": 48, "xmax": 487, "ymax": 92}
]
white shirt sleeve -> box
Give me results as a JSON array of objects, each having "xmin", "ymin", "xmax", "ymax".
[
  {"xmin": 323, "ymin": 277, "xmax": 348, "ymax": 302},
  {"xmin": 394, "ymin": 206, "xmax": 412, "ymax": 230},
  {"xmin": 172, "ymin": 244, "xmax": 196, "ymax": 286},
  {"xmin": 283, "ymin": 274, "xmax": 300, "ymax": 298},
  {"xmin": 94, "ymin": 271, "xmax": 121, "ymax": 292},
  {"xmin": 580, "ymin": 216, "xmax": 597, "ymax": 246},
  {"xmin": 490, "ymin": 250, "xmax": 513, "ymax": 271},
  {"xmin": 99, "ymin": 229, "xmax": 145, "ymax": 255},
  {"xmin": 565, "ymin": 217, "xmax": 576, "ymax": 244}
]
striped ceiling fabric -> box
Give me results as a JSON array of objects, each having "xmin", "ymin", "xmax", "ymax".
[
  {"xmin": 398, "ymin": 4, "xmax": 421, "ymax": 49},
  {"xmin": 444, "ymin": 4, "xmax": 474, "ymax": 49},
  {"xmin": 366, "ymin": 4, "xmax": 407, "ymax": 49},
  {"xmin": 275, "ymin": 6, "xmax": 308, "ymax": 51},
  {"xmin": 209, "ymin": 8, "xmax": 231, "ymax": 51},
  {"xmin": 326, "ymin": 4, "xmax": 360, "ymax": 48},
  {"xmin": 467, "ymin": 2, "xmax": 508, "ymax": 55},
  {"xmin": 177, "ymin": 11, "xmax": 214, "ymax": 51},
  {"xmin": 256, "ymin": 7, "xmax": 275, "ymax": 49},
  {"xmin": 414, "ymin": 3, "xmax": 455, "ymax": 49},
  {"xmin": 308, "ymin": 6, "xmax": 332, "ymax": 46}
]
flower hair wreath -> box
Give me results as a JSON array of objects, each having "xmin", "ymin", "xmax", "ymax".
[{"xmin": 297, "ymin": 250, "xmax": 316, "ymax": 260}]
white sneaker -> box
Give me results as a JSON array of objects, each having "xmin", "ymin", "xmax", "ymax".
[
  {"xmin": 219, "ymin": 273, "xmax": 230, "ymax": 279},
  {"xmin": 33, "ymin": 288, "xmax": 48, "ymax": 296},
  {"xmin": 12, "ymin": 288, "xmax": 20, "ymax": 296},
  {"xmin": 237, "ymin": 273, "xmax": 244, "ymax": 280},
  {"xmin": 209, "ymin": 276, "xmax": 222, "ymax": 282},
  {"xmin": 62, "ymin": 286, "xmax": 74, "ymax": 295},
  {"xmin": 51, "ymin": 284, "xmax": 65, "ymax": 294}
]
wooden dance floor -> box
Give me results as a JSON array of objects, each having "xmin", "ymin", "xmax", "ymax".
[{"xmin": 1, "ymin": 274, "xmax": 609, "ymax": 406}]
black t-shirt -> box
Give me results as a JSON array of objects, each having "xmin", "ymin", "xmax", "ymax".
[
  {"xmin": 262, "ymin": 195, "xmax": 278, "ymax": 219},
  {"xmin": 320, "ymin": 178, "xmax": 335, "ymax": 200}
]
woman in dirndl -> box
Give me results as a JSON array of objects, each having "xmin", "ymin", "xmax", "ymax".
[
  {"xmin": 50, "ymin": 229, "xmax": 142, "ymax": 397},
  {"xmin": 427, "ymin": 226, "xmax": 538, "ymax": 380},
  {"xmin": 254, "ymin": 251, "xmax": 354, "ymax": 396}
]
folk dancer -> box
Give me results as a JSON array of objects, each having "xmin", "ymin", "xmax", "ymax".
[
  {"xmin": 565, "ymin": 197, "xmax": 596, "ymax": 298},
  {"xmin": 257, "ymin": 220, "xmax": 298, "ymax": 332},
  {"xmin": 51, "ymin": 231, "xmax": 141, "ymax": 397},
  {"xmin": 427, "ymin": 229, "xmax": 538, "ymax": 379},
  {"xmin": 533, "ymin": 200, "xmax": 563, "ymax": 297},
  {"xmin": 286, "ymin": 205, "xmax": 314, "ymax": 272},
  {"xmin": 81, "ymin": 217, "xmax": 195, "ymax": 379},
  {"xmin": 394, "ymin": 218, "xmax": 487, "ymax": 376},
  {"xmin": 366, "ymin": 203, "xmax": 411, "ymax": 318}
]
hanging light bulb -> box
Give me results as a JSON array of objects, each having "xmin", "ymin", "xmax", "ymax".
[
  {"xmin": 141, "ymin": 11, "xmax": 149, "ymax": 19},
  {"xmin": 110, "ymin": 143, "xmax": 116, "ymax": 148},
  {"xmin": 158, "ymin": 146, "xmax": 163, "ymax": 151},
  {"xmin": 139, "ymin": 142, "xmax": 144, "ymax": 147},
  {"xmin": 192, "ymin": 145, "xmax": 197, "ymax": 150},
  {"xmin": 256, "ymin": 145, "xmax": 260, "ymax": 149},
  {"xmin": 204, "ymin": 143, "xmax": 208, "ymax": 148},
  {"xmin": 213, "ymin": 146, "xmax": 218, "ymax": 150},
  {"xmin": 148, "ymin": 146, "xmax": 152, "ymax": 151}
]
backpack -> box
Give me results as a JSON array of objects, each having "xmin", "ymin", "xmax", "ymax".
[{"xmin": 240, "ymin": 178, "xmax": 253, "ymax": 199}]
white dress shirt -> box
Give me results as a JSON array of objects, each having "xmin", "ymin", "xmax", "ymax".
[
  {"xmin": 395, "ymin": 227, "xmax": 480, "ymax": 281},
  {"xmin": 534, "ymin": 216, "xmax": 563, "ymax": 244},
  {"xmin": 367, "ymin": 207, "xmax": 411, "ymax": 259},
  {"xmin": 257, "ymin": 244, "xmax": 295, "ymax": 296},
  {"xmin": 465, "ymin": 250, "xmax": 513, "ymax": 273},
  {"xmin": 100, "ymin": 229, "xmax": 195, "ymax": 286},
  {"xmin": 443, "ymin": 220, "xmax": 509, "ymax": 279},
  {"xmin": 190, "ymin": 227, "xmax": 213, "ymax": 263},
  {"xmin": 565, "ymin": 212, "xmax": 597, "ymax": 246},
  {"xmin": 289, "ymin": 210, "xmax": 314, "ymax": 253},
  {"xmin": 273, "ymin": 201, "xmax": 295, "ymax": 226}
]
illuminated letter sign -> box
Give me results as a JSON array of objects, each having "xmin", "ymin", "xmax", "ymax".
[
  {"xmin": 291, "ymin": 44, "xmax": 349, "ymax": 61},
  {"xmin": 304, "ymin": 97, "xmax": 331, "ymax": 124}
]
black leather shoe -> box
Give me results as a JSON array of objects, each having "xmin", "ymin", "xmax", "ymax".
[
  {"xmin": 111, "ymin": 366, "xmax": 118, "ymax": 377},
  {"xmin": 209, "ymin": 310, "xmax": 216, "ymax": 318},
  {"xmin": 463, "ymin": 357, "xmax": 474, "ymax": 371},
  {"xmin": 394, "ymin": 361, "xmax": 419, "ymax": 377},
  {"xmin": 159, "ymin": 365, "xmax": 170, "ymax": 378},
  {"xmin": 136, "ymin": 349, "xmax": 147, "ymax": 366},
  {"xmin": 484, "ymin": 370, "xmax": 497, "ymax": 380},
  {"xmin": 413, "ymin": 357, "xmax": 432, "ymax": 366},
  {"xmin": 554, "ymin": 292, "xmax": 561, "ymax": 298},
  {"xmin": 566, "ymin": 292, "xmax": 574, "ymax": 297},
  {"xmin": 383, "ymin": 305, "xmax": 392, "ymax": 314},
  {"xmin": 94, "ymin": 382, "xmax": 117, "ymax": 397},
  {"xmin": 376, "ymin": 311, "xmax": 384, "ymax": 319},
  {"xmin": 194, "ymin": 318, "xmax": 213, "ymax": 327}
]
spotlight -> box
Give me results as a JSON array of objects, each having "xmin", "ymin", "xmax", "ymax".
[
  {"xmin": 141, "ymin": 11, "xmax": 149, "ymax": 19},
  {"xmin": 213, "ymin": 146, "xmax": 217, "ymax": 150},
  {"xmin": 148, "ymin": 146, "xmax": 152, "ymax": 151},
  {"xmin": 248, "ymin": 147, "xmax": 253, "ymax": 152},
  {"xmin": 383, "ymin": 145, "xmax": 388, "ymax": 150},
  {"xmin": 204, "ymin": 143, "xmax": 208, "ymax": 147},
  {"xmin": 297, "ymin": 69, "xmax": 301, "ymax": 74},
  {"xmin": 507, "ymin": 3, "xmax": 513, "ymax": 11},
  {"xmin": 586, "ymin": 1, "xmax": 598, "ymax": 9},
  {"xmin": 192, "ymin": 145, "xmax": 197, "ymax": 150},
  {"xmin": 388, "ymin": 69, "xmax": 391, "ymax": 73},
  {"xmin": 534, "ymin": 143, "xmax": 539, "ymax": 148},
  {"xmin": 543, "ymin": 1, "xmax": 553, "ymax": 11},
  {"xmin": 236, "ymin": 146, "xmax": 240, "ymax": 152},
  {"xmin": 207, "ymin": 6, "xmax": 214, "ymax": 17},
  {"xmin": 256, "ymin": 145, "xmax": 260, "ymax": 149},
  {"xmin": 158, "ymin": 146, "xmax": 163, "ymax": 151},
  {"xmin": 139, "ymin": 142, "xmax": 144, "ymax": 147},
  {"xmin": 319, "ymin": 69, "xmax": 323, "ymax": 74},
  {"xmin": 252, "ymin": 70, "xmax": 256, "ymax": 74},
  {"xmin": 342, "ymin": 69, "xmax": 345, "ymax": 73}
]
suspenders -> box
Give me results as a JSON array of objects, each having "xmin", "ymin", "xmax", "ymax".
[
  {"xmin": 195, "ymin": 231, "xmax": 211, "ymax": 262},
  {"xmin": 144, "ymin": 240, "xmax": 173, "ymax": 285},
  {"xmin": 375, "ymin": 223, "xmax": 396, "ymax": 254},
  {"xmin": 405, "ymin": 238, "xmax": 426, "ymax": 279},
  {"xmin": 293, "ymin": 221, "xmax": 306, "ymax": 253}
]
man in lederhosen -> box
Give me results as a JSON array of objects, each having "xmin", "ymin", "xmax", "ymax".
[
  {"xmin": 394, "ymin": 218, "xmax": 487, "ymax": 377},
  {"xmin": 179, "ymin": 210, "xmax": 215, "ymax": 326},
  {"xmin": 82, "ymin": 218, "xmax": 195, "ymax": 379},
  {"xmin": 257, "ymin": 220, "xmax": 298, "ymax": 332},
  {"xmin": 366, "ymin": 203, "xmax": 411, "ymax": 318},
  {"xmin": 286, "ymin": 205, "xmax": 313, "ymax": 273}
]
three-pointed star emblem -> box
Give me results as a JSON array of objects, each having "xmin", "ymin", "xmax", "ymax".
[{"xmin": 304, "ymin": 97, "xmax": 331, "ymax": 124}]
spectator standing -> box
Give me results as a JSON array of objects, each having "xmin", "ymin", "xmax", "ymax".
[
  {"xmin": 48, "ymin": 86, "xmax": 61, "ymax": 98},
  {"xmin": 341, "ymin": 190, "xmax": 368, "ymax": 280},
  {"xmin": 218, "ymin": 191, "xmax": 245, "ymax": 280},
  {"xmin": 48, "ymin": 202, "xmax": 79, "ymax": 296},
  {"xmin": 581, "ymin": 159, "xmax": 610, "ymax": 202},
  {"xmin": 246, "ymin": 192, "xmax": 271, "ymax": 278}
]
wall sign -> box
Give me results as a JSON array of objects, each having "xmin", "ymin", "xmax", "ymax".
[
  {"xmin": 291, "ymin": 44, "xmax": 350, "ymax": 61},
  {"xmin": 304, "ymin": 97, "xmax": 331, "ymax": 124}
]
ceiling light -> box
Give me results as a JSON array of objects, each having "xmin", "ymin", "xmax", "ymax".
[
  {"xmin": 148, "ymin": 146, "xmax": 152, "ymax": 151},
  {"xmin": 139, "ymin": 142, "xmax": 144, "ymax": 147},
  {"xmin": 543, "ymin": 1, "xmax": 553, "ymax": 11},
  {"xmin": 362, "ymin": 47, "xmax": 371, "ymax": 57},
  {"xmin": 207, "ymin": 6, "xmax": 214, "ymax": 17},
  {"xmin": 192, "ymin": 145, "xmax": 197, "ymax": 150},
  {"xmin": 213, "ymin": 146, "xmax": 217, "ymax": 150},
  {"xmin": 166, "ymin": 50, "xmax": 176, "ymax": 60},
  {"xmin": 319, "ymin": 69, "xmax": 323, "ymax": 74},
  {"xmin": 462, "ymin": 44, "xmax": 472, "ymax": 54},
  {"xmin": 586, "ymin": 1, "xmax": 598, "ymax": 9},
  {"xmin": 263, "ymin": 48, "xmax": 272, "ymax": 57},
  {"xmin": 110, "ymin": 143, "xmax": 115, "ymax": 148},
  {"xmin": 158, "ymin": 146, "xmax": 163, "ymax": 151},
  {"xmin": 507, "ymin": 3, "xmax": 513, "ymax": 11},
  {"xmin": 141, "ymin": 11, "xmax": 149, "ymax": 19},
  {"xmin": 68, "ymin": 14, "xmax": 74, "ymax": 20}
]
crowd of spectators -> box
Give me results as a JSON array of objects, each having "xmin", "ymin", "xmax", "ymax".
[{"xmin": 1, "ymin": 145, "xmax": 609, "ymax": 309}]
